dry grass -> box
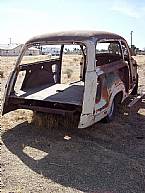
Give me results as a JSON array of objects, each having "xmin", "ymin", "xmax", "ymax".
[
  {"xmin": 1, "ymin": 55, "xmax": 145, "ymax": 193},
  {"xmin": 1, "ymin": 54, "xmax": 145, "ymax": 132},
  {"xmin": 133, "ymin": 55, "xmax": 145, "ymax": 93},
  {"xmin": 64, "ymin": 68, "xmax": 73, "ymax": 78}
]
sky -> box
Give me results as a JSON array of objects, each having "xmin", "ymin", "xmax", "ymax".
[{"xmin": 0, "ymin": 0, "xmax": 145, "ymax": 49}]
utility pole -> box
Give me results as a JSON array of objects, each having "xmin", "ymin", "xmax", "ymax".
[
  {"xmin": 130, "ymin": 31, "xmax": 133, "ymax": 48},
  {"xmin": 9, "ymin": 37, "xmax": 12, "ymax": 45}
]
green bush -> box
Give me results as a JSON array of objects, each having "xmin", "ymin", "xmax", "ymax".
[
  {"xmin": 64, "ymin": 69, "xmax": 73, "ymax": 78},
  {"xmin": 0, "ymin": 70, "xmax": 4, "ymax": 78}
]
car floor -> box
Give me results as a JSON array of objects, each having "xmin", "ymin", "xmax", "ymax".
[{"xmin": 15, "ymin": 82, "xmax": 84, "ymax": 106}]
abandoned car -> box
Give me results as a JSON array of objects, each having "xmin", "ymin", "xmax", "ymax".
[{"xmin": 2, "ymin": 31, "xmax": 138, "ymax": 128}]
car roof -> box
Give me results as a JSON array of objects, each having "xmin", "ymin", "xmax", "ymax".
[{"xmin": 26, "ymin": 31, "xmax": 126, "ymax": 44}]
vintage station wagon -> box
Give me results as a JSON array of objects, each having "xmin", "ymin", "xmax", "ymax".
[{"xmin": 2, "ymin": 31, "xmax": 138, "ymax": 128}]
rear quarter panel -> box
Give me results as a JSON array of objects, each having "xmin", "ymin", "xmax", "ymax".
[{"xmin": 94, "ymin": 60, "xmax": 128, "ymax": 120}]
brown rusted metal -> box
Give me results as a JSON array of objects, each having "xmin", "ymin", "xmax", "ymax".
[
  {"xmin": 26, "ymin": 31, "xmax": 126, "ymax": 45},
  {"xmin": 20, "ymin": 59, "xmax": 61, "ymax": 90},
  {"xmin": 18, "ymin": 104, "xmax": 77, "ymax": 116}
]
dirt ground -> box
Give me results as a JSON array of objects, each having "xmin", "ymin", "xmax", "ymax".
[{"xmin": 0, "ymin": 55, "xmax": 145, "ymax": 193}]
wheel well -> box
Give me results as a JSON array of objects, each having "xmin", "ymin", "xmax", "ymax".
[{"xmin": 114, "ymin": 91, "xmax": 123, "ymax": 104}]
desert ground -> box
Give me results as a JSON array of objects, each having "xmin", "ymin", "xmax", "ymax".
[{"xmin": 0, "ymin": 55, "xmax": 145, "ymax": 193}]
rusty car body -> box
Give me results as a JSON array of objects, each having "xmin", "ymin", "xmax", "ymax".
[{"xmin": 2, "ymin": 31, "xmax": 138, "ymax": 128}]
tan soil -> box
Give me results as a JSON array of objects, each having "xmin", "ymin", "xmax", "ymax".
[{"xmin": 0, "ymin": 55, "xmax": 145, "ymax": 193}]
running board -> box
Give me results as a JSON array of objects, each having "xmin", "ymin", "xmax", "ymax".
[{"xmin": 128, "ymin": 92, "xmax": 145, "ymax": 108}]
